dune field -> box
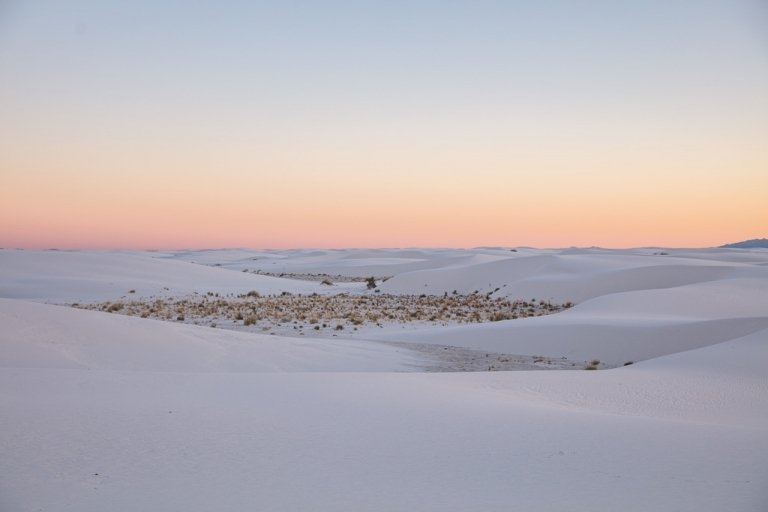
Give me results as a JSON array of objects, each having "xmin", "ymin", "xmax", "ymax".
[{"xmin": 1, "ymin": 247, "xmax": 767, "ymax": 511}]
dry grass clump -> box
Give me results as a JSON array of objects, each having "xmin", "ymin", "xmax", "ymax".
[
  {"xmin": 585, "ymin": 359, "xmax": 601, "ymax": 370},
  {"xmin": 105, "ymin": 302, "xmax": 123, "ymax": 313},
  {"xmin": 253, "ymin": 271, "xmax": 391, "ymax": 283}
]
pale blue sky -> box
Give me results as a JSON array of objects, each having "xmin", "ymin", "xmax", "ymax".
[
  {"xmin": 1, "ymin": 1, "xmax": 766, "ymax": 248},
  {"xmin": 3, "ymin": 0, "xmax": 766, "ymax": 130}
]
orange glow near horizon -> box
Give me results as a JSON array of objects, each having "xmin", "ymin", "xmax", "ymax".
[
  {"xmin": 1, "ymin": 1, "xmax": 766, "ymax": 249},
  {"xmin": 2, "ymin": 141, "xmax": 765, "ymax": 249}
]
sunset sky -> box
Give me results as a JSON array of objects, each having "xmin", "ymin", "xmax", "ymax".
[{"xmin": 1, "ymin": 0, "xmax": 766, "ymax": 249}]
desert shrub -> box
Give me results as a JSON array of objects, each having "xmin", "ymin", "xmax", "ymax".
[
  {"xmin": 320, "ymin": 279, "xmax": 333, "ymax": 286},
  {"xmin": 246, "ymin": 290, "xmax": 260, "ymax": 298},
  {"xmin": 107, "ymin": 303, "xmax": 123, "ymax": 313},
  {"xmin": 585, "ymin": 359, "xmax": 600, "ymax": 370},
  {"xmin": 243, "ymin": 316, "xmax": 257, "ymax": 326},
  {"xmin": 366, "ymin": 277, "xmax": 377, "ymax": 289}
]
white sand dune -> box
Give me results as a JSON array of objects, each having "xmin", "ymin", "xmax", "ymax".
[
  {"xmin": 373, "ymin": 314, "xmax": 768, "ymax": 366},
  {"xmin": 368, "ymin": 250, "xmax": 768, "ymax": 367},
  {"xmin": 378, "ymin": 251, "xmax": 760, "ymax": 302},
  {"xmin": 1, "ymin": 247, "xmax": 766, "ymax": 511},
  {"xmin": 0, "ymin": 249, "xmax": 350, "ymax": 302},
  {"xmin": 209, "ymin": 247, "xmax": 514, "ymax": 278},
  {"xmin": 2, "ymin": 332, "xmax": 766, "ymax": 511},
  {"xmin": 0, "ymin": 298, "xmax": 416, "ymax": 373},
  {"xmin": 372, "ymin": 275, "xmax": 768, "ymax": 365}
]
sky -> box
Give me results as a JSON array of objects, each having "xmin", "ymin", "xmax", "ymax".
[{"xmin": 1, "ymin": 0, "xmax": 766, "ymax": 249}]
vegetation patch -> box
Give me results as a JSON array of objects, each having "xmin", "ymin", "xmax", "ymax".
[{"xmin": 74, "ymin": 292, "xmax": 574, "ymax": 332}]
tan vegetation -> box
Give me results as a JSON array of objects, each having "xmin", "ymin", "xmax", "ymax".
[
  {"xmin": 585, "ymin": 359, "xmax": 601, "ymax": 370},
  {"xmin": 75, "ymin": 292, "xmax": 574, "ymax": 333},
  {"xmin": 251, "ymin": 271, "xmax": 391, "ymax": 283}
]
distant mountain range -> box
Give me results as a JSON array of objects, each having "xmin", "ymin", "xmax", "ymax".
[{"xmin": 720, "ymin": 238, "xmax": 768, "ymax": 249}]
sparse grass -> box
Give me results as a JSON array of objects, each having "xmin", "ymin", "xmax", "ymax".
[
  {"xmin": 253, "ymin": 271, "xmax": 391, "ymax": 283},
  {"xmin": 78, "ymin": 293, "xmax": 575, "ymax": 332}
]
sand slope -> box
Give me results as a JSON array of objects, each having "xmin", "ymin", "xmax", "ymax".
[
  {"xmin": 0, "ymin": 249, "xmax": 352, "ymax": 302},
  {"xmin": 1, "ymin": 247, "xmax": 766, "ymax": 511},
  {"xmin": 370, "ymin": 250, "xmax": 768, "ymax": 366},
  {"xmin": 2, "ymin": 333, "xmax": 766, "ymax": 511},
  {"xmin": 0, "ymin": 298, "xmax": 415, "ymax": 372}
]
